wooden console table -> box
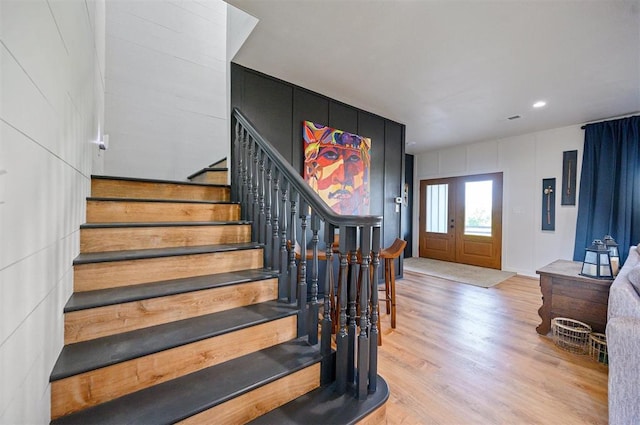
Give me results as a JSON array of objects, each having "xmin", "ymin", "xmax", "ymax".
[{"xmin": 536, "ymin": 260, "xmax": 613, "ymax": 335}]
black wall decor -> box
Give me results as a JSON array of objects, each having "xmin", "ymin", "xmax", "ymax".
[
  {"xmin": 542, "ymin": 178, "xmax": 556, "ymax": 231},
  {"xmin": 231, "ymin": 63, "xmax": 407, "ymax": 276},
  {"xmin": 561, "ymin": 150, "xmax": 578, "ymax": 205}
]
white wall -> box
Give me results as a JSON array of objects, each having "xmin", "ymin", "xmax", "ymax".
[
  {"xmin": 0, "ymin": 0, "xmax": 105, "ymax": 423},
  {"xmin": 414, "ymin": 124, "xmax": 584, "ymax": 276},
  {"xmin": 104, "ymin": 0, "xmax": 229, "ymax": 181},
  {"xmin": 226, "ymin": 2, "xmax": 258, "ymax": 144}
]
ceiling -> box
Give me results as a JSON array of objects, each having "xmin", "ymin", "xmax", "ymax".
[{"xmin": 226, "ymin": 0, "xmax": 640, "ymax": 154}]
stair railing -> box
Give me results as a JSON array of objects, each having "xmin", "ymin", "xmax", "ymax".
[{"xmin": 231, "ymin": 108, "xmax": 382, "ymax": 400}]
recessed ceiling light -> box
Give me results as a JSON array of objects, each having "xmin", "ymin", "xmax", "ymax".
[{"xmin": 533, "ymin": 101, "xmax": 547, "ymax": 108}]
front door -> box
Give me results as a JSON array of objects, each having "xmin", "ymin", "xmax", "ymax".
[{"xmin": 419, "ymin": 172, "xmax": 503, "ymax": 269}]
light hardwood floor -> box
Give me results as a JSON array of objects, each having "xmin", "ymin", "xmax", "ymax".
[{"xmin": 377, "ymin": 271, "xmax": 608, "ymax": 425}]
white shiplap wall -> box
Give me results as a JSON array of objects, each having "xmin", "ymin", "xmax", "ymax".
[
  {"xmin": 414, "ymin": 124, "xmax": 584, "ymax": 277},
  {"xmin": 0, "ymin": 0, "xmax": 104, "ymax": 422},
  {"xmin": 104, "ymin": 0, "xmax": 229, "ymax": 181}
]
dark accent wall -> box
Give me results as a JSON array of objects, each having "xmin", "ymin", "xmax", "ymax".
[
  {"xmin": 231, "ymin": 63, "xmax": 406, "ymax": 263},
  {"xmin": 402, "ymin": 154, "xmax": 415, "ymax": 259}
]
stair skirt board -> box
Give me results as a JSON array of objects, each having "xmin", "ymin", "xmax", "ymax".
[
  {"xmin": 188, "ymin": 169, "xmax": 229, "ymax": 185},
  {"xmin": 64, "ymin": 278, "xmax": 278, "ymax": 344},
  {"xmin": 86, "ymin": 199, "xmax": 240, "ymax": 223},
  {"xmin": 80, "ymin": 223, "xmax": 251, "ymax": 252},
  {"xmin": 179, "ymin": 364, "xmax": 320, "ymax": 425},
  {"xmin": 208, "ymin": 158, "xmax": 227, "ymax": 168},
  {"xmin": 51, "ymin": 315, "xmax": 297, "ymax": 419},
  {"xmin": 91, "ymin": 176, "xmax": 230, "ymax": 201},
  {"xmin": 73, "ymin": 248, "xmax": 264, "ymax": 292}
]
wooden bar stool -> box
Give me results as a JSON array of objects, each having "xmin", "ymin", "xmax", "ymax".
[{"xmin": 379, "ymin": 238, "xmax": 406, "ymax": 329}]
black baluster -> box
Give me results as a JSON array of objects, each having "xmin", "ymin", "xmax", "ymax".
[
  {"xmin": 279, "ymin": 179, "xmax": 289, "ymax": 300},
  {"xmin": 232, "ymin": 121, "xmax": 240, "ymax": 203},
  {"xmin": 257, "ymin": 150, "xmax": 266, "ymax": 245},
  {"xmin": 237, "ymin": 126, "xmax": 246, "ymax": 214},
  {"xmin": 321, "ymin": 223, "xmax": 335, "ymax": 385},
  {"xmin": 335, "ymin": 226, "xmax": 355, "ymax": 395},
  {"xmin": 271, "ymin": 165, "xmax": 280, "ymax": 272},
  {"xmin": 264, "ymin": 158, "xmax": 273, "ymax": 269},
  {"xmin": 308, "ymin": 212, "xmax": 320, "ymax": 345},
  {"xmin": 348, "ymin": 229, "xmax": 359, "ymax": 386},
  {"xmin": 369, "ymin": 225, "xmax": 381, "ymax": 394},
  {"xmin": 288, "ymin": 189, "xmax": 298, "ymax": 304},
  {"xmin": 357, "ymin": 226, "xmax": 372, "ymax": 399},
  {"xmin": 245, "ymin": 138, "xmax": 254, "ymax": 228},
  {"xmin": 297, "ymin": 199, "xmax": 309, "ymax": 338},
  {"xmin": 252, "ymin": 143, "xmax": 260, "ymax": 241}
]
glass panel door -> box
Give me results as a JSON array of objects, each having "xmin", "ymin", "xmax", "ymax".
[
  {"xmin": 419, "ymin": 179, "xmax": 456, "ymax": 262},
  {"xmin": 426, "ymin": 184, "xmax": 449, "ymax": 234},
  {"xmin": 421, "ymin": 173, "xmax": 503, "ymax": 269},
  {"xmin": 464, "ymin": 180, "xmax": 492, "ymax": 236}
]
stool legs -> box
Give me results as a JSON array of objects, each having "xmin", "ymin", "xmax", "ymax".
[
  {"xmin": 384, "ymin": 261, "xmax": 391, "ymax": 314},
  {"xmin": 388, "ymin": 258, "xmax": 396, "ymax": 329},
  {"xmin": 379, "ymin": 258, "xmax": 398, "ymax": 331}
]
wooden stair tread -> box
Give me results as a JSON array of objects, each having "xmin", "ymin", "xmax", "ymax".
[
  {"xmin": 248, "ymin": 376, "xmax": 389, "ymax": 425},
  {"xmin": 87, "ymin": 197, "xmax": 237, "ymax": 205},
  {"xmin": 51, "ymin": 338, "xmax": 321, "ymax": 425},
  {"xmin": 73, "ymin": 242, "xmax": 262, "ymax": 265},
  {"xmin": 64, "ymin": 269, "xmax": 279, "ymax": 312},
  {"xmin": 91, "ymin": 174, "xmax": 229, "ymax": 188},
  {"xmin": 51, "ymin": 300, "xmax": 297, "ymax": 381},
  {"xmin": 79, "ymin": 220, "xmax": 250, "ymax": 229}
]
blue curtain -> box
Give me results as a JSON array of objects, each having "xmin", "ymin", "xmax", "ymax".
[{"xmin": 573, "ymin": 116, "xmax": 640, "ymax": 263}]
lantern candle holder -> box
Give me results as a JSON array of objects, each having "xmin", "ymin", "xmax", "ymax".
[
  {"xmin": 603, "ymin": 235, "xmax": 620, "ymax": 276},
  {"xmin": 580, "ymin": 239, "xmax": 614, "ymax": 279}
]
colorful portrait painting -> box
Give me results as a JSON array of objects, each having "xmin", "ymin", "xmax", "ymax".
[{"xmin": 303, "ymin": 121, "xmax": 371, "ymax": 215}]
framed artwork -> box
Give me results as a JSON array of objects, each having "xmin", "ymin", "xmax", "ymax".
[
  {"xmin": 542, "ymin": 178, "xmax": 556, "ymax": 231},
  {"xmin": 303, "ymin": 121, "xmax": 371, "ymax": 215},
  {"xmin": 561, "ymin": 150, "xmax": 577, "ymax": 205}
]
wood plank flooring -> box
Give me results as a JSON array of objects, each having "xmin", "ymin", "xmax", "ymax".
[{"xmin": 377, "ymin": 271, "xmax": 608, "ymax": 425}]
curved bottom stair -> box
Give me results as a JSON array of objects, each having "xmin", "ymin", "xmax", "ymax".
[{"xmin": 249, "ymin": 376, "xmax": 390, "ymax": 425}]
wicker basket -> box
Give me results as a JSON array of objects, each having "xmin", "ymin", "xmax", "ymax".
[
  {"xmin": 589, "ymin": 332, "xmax": 608, "ymax": 365},
  {"xmin": 551, "ymin": 317, "xmax": 592, "ymax": 354}
]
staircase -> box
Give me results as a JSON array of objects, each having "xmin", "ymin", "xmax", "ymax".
[{"xmin": 50, "ymin": 155, "xmax": 388, "ymax": 424}]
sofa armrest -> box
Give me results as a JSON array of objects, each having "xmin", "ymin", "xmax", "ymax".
[
  {"xmin": 606, "ymin": 316, "xmax": 640, "ymax": 425},
  {"xmin": 608, "ymin": 278, "xmax": 640, "ymax": 320}
]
